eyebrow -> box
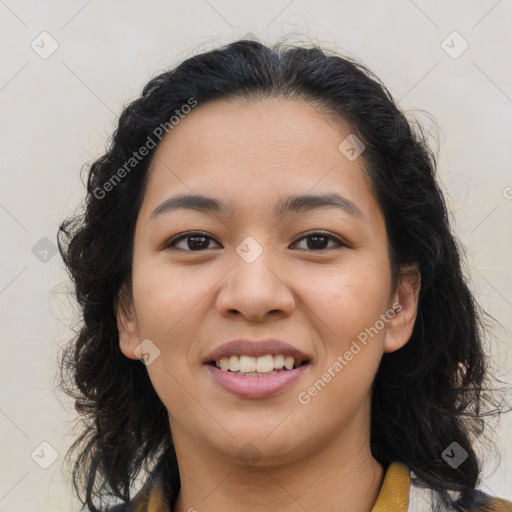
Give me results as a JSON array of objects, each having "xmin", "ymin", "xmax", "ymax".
[{"xmin": 149, "ymin": 192, "xmax": 363, "ymax": 222}]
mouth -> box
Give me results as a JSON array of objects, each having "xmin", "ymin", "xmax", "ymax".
[
  {"xmin": 205, "ymin": 360, "xmax": 311, "ymax": 398},
  {"xmin": 207, "ymin": 354, "xmax": 310, "ymax": 377},
  {"xmin": 203, "ymin": 339, "xmax": 312, "ymax": 398}
]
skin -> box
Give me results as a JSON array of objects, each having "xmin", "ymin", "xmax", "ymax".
[{"xmin": 116, "ymin": 97, "xmax": 421, "ymax": 512}]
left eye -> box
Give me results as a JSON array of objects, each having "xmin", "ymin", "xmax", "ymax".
[
  {"xmin": 164, "ymin": 232, "xmax": 221, "ymax": 251},
  {"xmin": 291, "ymin": 232, "xmax": 345, "ymax": 251}
]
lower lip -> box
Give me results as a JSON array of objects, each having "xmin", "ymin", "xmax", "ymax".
[{"xmin": 205, "ymin": 364, "xmax": 310, "ymax": 398}]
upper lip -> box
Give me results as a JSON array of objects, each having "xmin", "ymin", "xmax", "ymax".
[{"xmin": 204, "ymin": 339, "xmax": 311, "ymax": 364}]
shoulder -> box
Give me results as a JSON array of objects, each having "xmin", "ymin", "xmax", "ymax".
[{"xmin": 409, "ymin": 471, "xmax": 512, "ymax": 511}]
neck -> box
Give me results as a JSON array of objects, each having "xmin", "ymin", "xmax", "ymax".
[{"xmin": 171, "ymin": 408, "xmax": 384, "ymax": 512}]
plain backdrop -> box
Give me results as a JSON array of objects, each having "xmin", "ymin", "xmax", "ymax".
[{"xmin": 1, "ymin": 1, "xmax": 511, "ymax": 510}]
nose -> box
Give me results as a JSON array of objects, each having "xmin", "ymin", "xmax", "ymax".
[{"xmin": 216, "ymin": 245, "xmax": 295, "ymax": 322}]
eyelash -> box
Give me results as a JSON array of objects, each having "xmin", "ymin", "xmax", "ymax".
[{"xmin": 163, "ymin": 230, "xmax": 348, "ymax": 252}]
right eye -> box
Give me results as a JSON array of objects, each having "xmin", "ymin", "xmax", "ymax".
[{"xmin": 163, "ymin": 231, "xmax": 222, "ymax": 252}]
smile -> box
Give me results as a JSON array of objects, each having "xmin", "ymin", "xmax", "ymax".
[
  {"xmin": 206, "ymin": 356, "xmax": 311, "ymax": 398},
  {"xmin": 213, "ymin": 354, "xmax": 307, "ymax": 375}
]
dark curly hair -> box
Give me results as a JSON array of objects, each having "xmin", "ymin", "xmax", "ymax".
[{"xmin": 57, "ymin": 38, "xmax": 507, "ymax": 511}]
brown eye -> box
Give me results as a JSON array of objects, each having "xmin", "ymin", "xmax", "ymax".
[
  {"xmin": 292, "ymin": 231, "xmax": 346, "ymax": 251},
  {"xmin": 164, "ymin": 232, "xmax": 221, "ymax": 251}
]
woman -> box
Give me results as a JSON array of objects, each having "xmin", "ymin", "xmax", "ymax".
[{"xmin": 58, "ymin": 39, "xmax": 512, "ymax": 511}]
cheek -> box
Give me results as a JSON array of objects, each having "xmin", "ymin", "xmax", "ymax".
[
  {"xmin": 130, "ymin": 261, "xmax": 209, "ymax": 418},
  {"xmin": 308, "ymin": 260, "xmax": 392, "ymax": 403},
  {"xmin": 131, "ymin": 256, "xmax": 207, "ymax": 335},
  {"xmin": 302, "ymin": 257, "xmax": 392, "ymax": 342},
  {"xmin": 298, "ymin": 266, "xmax": 389, "ymax": 415}
]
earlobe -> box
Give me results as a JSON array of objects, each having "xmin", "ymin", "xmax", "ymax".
[
  {"xmin": 383, "ymin": 265, "xmax": 421, "ymax": 354},
  {"xmin": 115, "ymin": 284, "xmax": 140, "ymax": 360}
]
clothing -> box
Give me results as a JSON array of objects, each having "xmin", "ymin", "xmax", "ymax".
[{"xmin": 109, "ymin": 460, "xmax": 512, "ymax": 512}]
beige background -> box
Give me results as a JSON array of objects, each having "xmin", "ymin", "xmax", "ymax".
[{"xmin": 1, "ymin": 1, "xmax": 511, "ymax": 510}]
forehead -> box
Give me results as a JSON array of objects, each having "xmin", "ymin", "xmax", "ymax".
[
  {"xmin": 140, "ymin": 97, "xmax": 377, "ymax": 221},
  {"xmin": 150, "ymin": 97, "xmax": 352, "ymax": 167}
]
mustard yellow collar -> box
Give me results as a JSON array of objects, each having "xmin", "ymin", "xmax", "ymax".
[
  {"xmin": 129, "ymin": 460, "xmax": 410, "ymax": 512},
  {"xmin": 371, "ymin": 461, "xmax": 410, "ymax": 512}
]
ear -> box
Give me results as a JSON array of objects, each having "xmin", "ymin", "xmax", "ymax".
[
  {"xmin": 383, "ymin": 265, "xmax": 421, "ymax": 354},
  {"xmin": 115, "ymin": 283, "xmax": 140, "ymax": 360}
]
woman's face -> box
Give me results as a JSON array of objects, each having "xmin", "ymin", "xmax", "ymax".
[{"xmin": 117, "ymin": 98, "xmax": 419, "ymax": 466}]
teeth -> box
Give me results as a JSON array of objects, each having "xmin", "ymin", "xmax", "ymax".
[
  {"xmin": 239, "ymin": 355, "xmax": 257, "ymax": 373},
  {"xmin": 215, "ymin": 354, "xmax": 302, "ymax": 372},
  {"xmin": 284, "ymin": 356, "xmax": 294, "ymax": 370},
  {"xmin": 274, "ymin": 354, "xmax": 285, "ymax": 369},
  {"xmin": 256, "ymin": 354, "xmax": 274, "ymax": 372},
  {"xmin": 228, "ymin": 354, "xmax": 239, "ymax": 371}
]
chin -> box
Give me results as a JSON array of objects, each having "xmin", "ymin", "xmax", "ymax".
[{"xmin": 205, "ymin": 424, "xmax": 311, "ymax": 467}]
